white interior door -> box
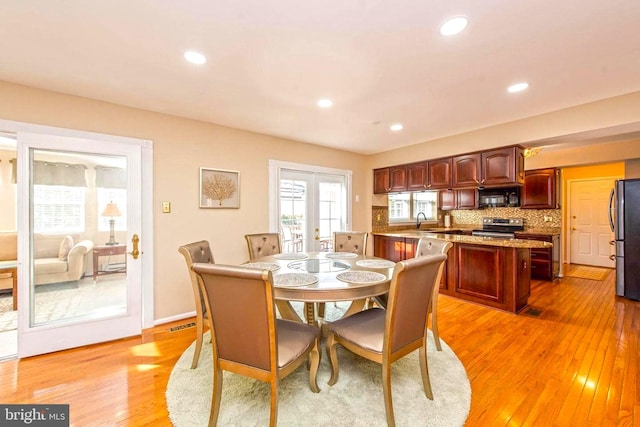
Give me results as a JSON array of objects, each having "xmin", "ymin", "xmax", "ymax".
[
  {"xmin": 16, "ymin": 130, "xmax": 145, "ymax": 357},
  {"xmin": 269, "ymin": 160, "xmax": 352, "ymax": 253},
  {"xmin": 568, "ymin": 178, "xmax": 616, "ymax": 267}
]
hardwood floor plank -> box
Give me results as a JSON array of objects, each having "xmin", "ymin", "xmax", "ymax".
[{"xmin": 0, "ymin": 264, "xmax": 637, "ymax": 426}]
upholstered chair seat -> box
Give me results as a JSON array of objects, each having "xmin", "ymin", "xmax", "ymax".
[
  {"xmin": 326, "ymin": 254, "xmax": 447, "ymax": 427},
  {"xmin": 191, "ymin": 263, "xmax": 320, "ymax": 426}
]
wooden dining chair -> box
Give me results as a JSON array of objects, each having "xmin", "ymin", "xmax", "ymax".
[
  {"xmin": 333, "ymin": 231, "xmax": 368, "ymax": 254},
  {"xmin": 178, "ymin": 240, "xmax": 215, "ymax": 369},
  {"xmin": 415, "ymin": 236, "xmax": 453, "ymax": 351},
  {"xmin": 191, "ymin": 263, "xmax": 321, "ymax": 426},
  {"xmin": 325, "ymin": 254, "xmax": 447, "ymax": 427},
  {"xmin": 244, "ymin": 233, "xmax": 282, "ymax": 260}
]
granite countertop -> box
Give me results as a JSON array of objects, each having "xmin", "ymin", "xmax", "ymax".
[{"xmin": 372, "ymin": 230, "xmax": 553, "ymax": 249}]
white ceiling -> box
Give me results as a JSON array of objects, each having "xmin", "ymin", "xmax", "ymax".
[{"xmin": 1, "ymin": 0, "xmax": 639, "ymax": 154}]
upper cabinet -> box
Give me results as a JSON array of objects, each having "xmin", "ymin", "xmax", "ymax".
[
  {"xmin": 452, "ymin": 153, "xmax": 481, "ymax": 188},
  {"xmin": 373, "ymin": 165, "xmax": 408, "ymax": 194},
  {"xmin": 374, "ymin": 145, "xmax": 524, "ymax": 194},
  {"xmin": 521, "ymin": 168, "xmax": 559, "ymax": 209},
  {"xmin": 453, "ymin": 146, "xmax": 524, "ymax": 188},
  {"xmin": 482, "ymin": 146, "xmax": 525, "ymax": 187},
  {"xmin": 406, "ymin": 158, "xmax": 452, "ymax": 191},
  {"xmin": 439, "ymin": 188, "xmax": 478, "ymax": 210}
]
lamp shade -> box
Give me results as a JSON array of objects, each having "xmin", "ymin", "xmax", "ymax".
[{"xmin": 101, "ymin": 202, "xmax": 122, "ymax": 217}]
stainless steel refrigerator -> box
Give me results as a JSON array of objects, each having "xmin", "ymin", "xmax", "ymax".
[{"xmin": 609, "ymin": 178, "xmax": 640, "ymax": 300}]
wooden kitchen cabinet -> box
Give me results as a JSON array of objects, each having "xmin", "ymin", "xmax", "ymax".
[
  {"xmin": 407, "ymin": 158, "xmax": 452, "ymax": 191},
  {"xmin": 452, "ymin": 153, "xmax": 481, "ymax": 188},
  {"xmin": 453, "ymin": 146, "xmax": 524, "ymax": 188},
  {"xmin": 521, "ymin": 168, "xmax": 559, "ymax": 209},
  {"xmin": 439, "ymin": 188, "xmax": 478, "ymax": 210},
  {"xmin": 448, "ymin": 243, "xmax": 530, "ymax": 313},
  {"xmin": 373, "ymin": 168, "xmax": 390, "ymax": 194},
  {"xmin": 373, "ymin": 165, "xmax": 408, "ymax": 193},
  {"xmin": 373, "ymin": 235, "xmax": 408, "ymax": 262},
  {"xmin": 481, "ymin": 146, "xmax": 525, "ymax": 187},
  {"xmin": 515, "ymin": 232, "xmax": 559, "ymax": 280},
  {"xmin": 406, "ymin": 162, "xmax": 428, "ymax": 191},
  {"xmin": 429, "ymin": 158, "xmax": 453, "ymax": 189}
]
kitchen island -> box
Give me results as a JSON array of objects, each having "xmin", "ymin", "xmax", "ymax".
[{"xmin": 373, "ymin": 230, "xmax": 552, "ymax": 313}]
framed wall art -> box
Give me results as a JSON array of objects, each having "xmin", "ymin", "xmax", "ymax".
[{"xmin": 199, "ymin": 167, "xmax": 240, "ymax": 208}]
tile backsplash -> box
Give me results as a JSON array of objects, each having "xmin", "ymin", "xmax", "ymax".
[{"xmin": 372, "ymin": 205, "xmax": 561, "ymax": 232}]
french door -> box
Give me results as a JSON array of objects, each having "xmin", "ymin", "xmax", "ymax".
[
  {"xmin": 14, "ymin": 127, "xmax": 149, "ymax": 357},
  {"xmin": 269, "ymin": 161, "xmax": 352, "ymax": 252}
]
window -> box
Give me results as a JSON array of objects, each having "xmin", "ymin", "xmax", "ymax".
[
  {"xmin": 388, "ymin": 191, "xmax": 438, "ymax": 224},
  {"xmin": 33, "ymin": 185, "xmax": 86, "ymax": 233}
]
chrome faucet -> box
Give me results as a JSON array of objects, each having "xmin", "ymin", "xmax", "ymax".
[{"xmin": 416, "ymin": 212, "xmax": 427, "ymax": 229}]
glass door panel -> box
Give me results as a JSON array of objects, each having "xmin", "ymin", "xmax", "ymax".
[{"xmin": 17, "ymin": 131, "xmax": 143, "ymax": 357}]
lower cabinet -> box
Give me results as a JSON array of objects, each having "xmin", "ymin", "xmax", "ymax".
[
  {"xmin": 515, "ymin": 233, "xmax": 560, "ymax": 280},
  {"xmin": 373, "ymin": 235, "xmax": 530, "ymax": 312}
]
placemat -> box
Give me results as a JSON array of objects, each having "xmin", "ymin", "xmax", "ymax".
[
  {"xmin": 325, "ymin": 252, "xmax": 358, "ymax": 259},
  {"xmin": 355, "ymin": 259, "xmax": 396, "ymax": 269},
  {"xmin": 273, "ymin": 253, "xmax": 309, "ymax": 260},
  {"xmin": 273, "ymin": 273, "xmax": 318, "ymax": 287},
  {"xmin": 336, "ymin": 271, "xmax": 387, "ymax": 284},
  {"xmin": 240, "ymin": 262, "xmax": 281, "ymax": 271}
]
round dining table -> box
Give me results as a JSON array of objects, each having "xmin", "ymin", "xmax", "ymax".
[{"xmin": 244, "ymin": 252, "xmax": 396, "ymax": 327}]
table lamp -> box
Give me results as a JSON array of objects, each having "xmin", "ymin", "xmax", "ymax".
[{"xmin": 102, "ymin": 202, "xmax": 122, "ymax": 246}]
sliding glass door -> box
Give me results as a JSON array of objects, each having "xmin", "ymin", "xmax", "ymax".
[{"xmin": 270, "ymin": 161, "xmax": 351, "ymax": 252}]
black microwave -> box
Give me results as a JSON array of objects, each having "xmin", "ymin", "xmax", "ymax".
[{"xmin": 478, "ymin": 188, "xmax": 520, "ymax": 208}]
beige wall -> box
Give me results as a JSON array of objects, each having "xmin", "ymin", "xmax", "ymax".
[
  {"xmin": 0, "ymin": 81, "xmax": 368, "ymax": 320},
  {"xmin": 2, "ymin": 78, "xmax": 640, "ymax": 322},
  {"xmin": 0, "ymin": 150, "xmax": 16, "ymax": 230}
]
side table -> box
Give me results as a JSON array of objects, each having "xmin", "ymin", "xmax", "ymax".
[
  {"xmin": 0, "ymin": 261, "xmax": 18, "ymax": 310},
  {"xmin": 93, "ymin": 244, "xmax": 127, "ymax": 280}
]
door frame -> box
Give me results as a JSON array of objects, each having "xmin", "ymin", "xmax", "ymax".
[
  {"xmin": 565, "ymin": 176, "xmax": 620, "ymax": 266},
  {"xmin": 268, "ymin": 160, "xmax": 353, "ymax": 247},
  {"xmin": 0, "ymin": 118, "xmax": 154, "ymax": 332}
]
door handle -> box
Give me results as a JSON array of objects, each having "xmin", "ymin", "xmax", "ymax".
[
  {"xmin": 128, "ymin": 234, "xmax": 141, "ymax": 259},
  {"xmin": 571, "ymin": 227, "xmax": 577, "ymax": 231}
]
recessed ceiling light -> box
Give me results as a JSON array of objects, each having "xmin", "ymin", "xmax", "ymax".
[
  {"xmin": 390, "ymin": 123, "xmax": 404, "ymax": 132},
  {"xmin": 317, "ymin": 99, "xmax": 333, "ymax": 108},
  {"xmin": 184, "ymin": 51, "xmax": 206, "ymax": 65},
  {"xmin": 440, "ymin": 16, "xmax": 468, "ymax": 36},
  {"xmin": 507, "ymin": 82, "xmax": 529, "ymax": 93}
]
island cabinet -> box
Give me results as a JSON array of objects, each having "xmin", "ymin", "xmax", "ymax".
[
  {"xmin": 441, "ymin": 243, "xmax": 531, "ymax": 313},
  {"xmin": 373, "ymin": 165, "xmax": 408, "ymax": 194},
  {"xmin": 515, "ymin": 232, "xmax": 560, "ymax": 280},
  {"xmin": 407, "ymin": 158, "xmax": 453, "ymax": 191},
  {"xmin": 373, "ymin": 235, "xmax": 531, "ymax": 313},
  {"xmin": 373, "ymin": 235, "xmax": 413, "ymax": 262},
  {"xmin": 452, "ymin": 146, "xmax": 525, "ymax": 188},
  {"xmin": 521, "ymin": 168, "xmax": 559, "ymax": 209}
]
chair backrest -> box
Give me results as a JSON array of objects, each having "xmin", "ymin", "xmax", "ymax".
[
  {"xmin": 191, "ymin": 263, "xmax": 276, "ymax": 372},
  {"xmin": 385, "ymin": 254, "xmax": 447, "ymax": 353},
  {"xmin": 333, "ymin": 231, "xmax": 368, "ymax": 254},
  {"xmin": 415, "ymin": 237, "xmax": 453, "ymax": 257},
  {"xmin": 178, "ymin": 240, "xmax": 215, "ymax": 314},
  {"xmin": 245, "ymin": 233, "xmax": 282, "ymax": 260}
]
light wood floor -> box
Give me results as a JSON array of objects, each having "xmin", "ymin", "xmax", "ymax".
[{"xmin": 0, "ymin": 266, "xmax": 637, "ymax": 426}]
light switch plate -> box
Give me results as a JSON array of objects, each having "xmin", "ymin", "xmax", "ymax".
[{"xmin": 162, "ymin": 201, "xmax": 171, "ymax": 213}]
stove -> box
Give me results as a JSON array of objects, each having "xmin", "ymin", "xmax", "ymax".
[{"xmin": 471, "ymin": 217, "xmax": 524, "ymax": 239}]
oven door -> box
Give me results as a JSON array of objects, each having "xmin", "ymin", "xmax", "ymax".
[{"xmin": 471, "ymin": 231, "xmax": 515, "ymax": 239}]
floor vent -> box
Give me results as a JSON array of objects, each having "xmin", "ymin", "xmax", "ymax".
[
  {"xmin": 524, "ymin": 308, "xmax": 543, "ymax": 317},
  {"xmin": 170, "ymin": 322, "xmax": 196, "ymax": 332}
]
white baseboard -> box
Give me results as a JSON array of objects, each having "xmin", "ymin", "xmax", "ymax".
[{"xmin": 153, "ymin": 311, "xmax": 196, "ymax": 326}]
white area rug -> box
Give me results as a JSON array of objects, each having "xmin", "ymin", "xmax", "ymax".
[{"xmin": 166, "ymin": 304, "xmax": 471, "ymax": 427}]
